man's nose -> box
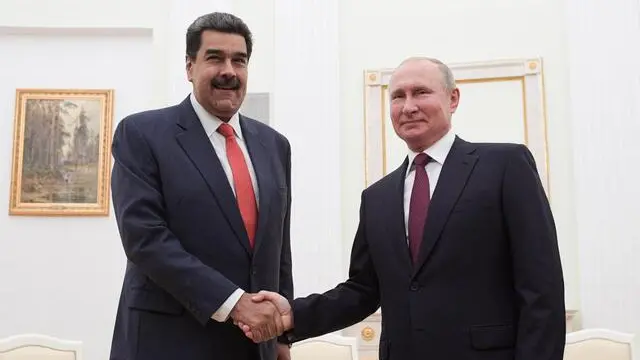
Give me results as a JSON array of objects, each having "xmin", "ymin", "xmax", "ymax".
[
  {"xmin": 402, "ymin": 98, "xmax": 419, "ymax": 115},
  {"xmin": 219, "ymin": 59, "xmax": 236, "ymax": 77}
]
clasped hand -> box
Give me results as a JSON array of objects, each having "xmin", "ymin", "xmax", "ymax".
[{"xmin": 230, "ymin": 291, "xmax": 292, "ymax": 343}]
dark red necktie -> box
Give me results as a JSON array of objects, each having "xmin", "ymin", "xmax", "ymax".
[
  {"xmin": 217, "ymin": 123, "xmax": 258, "ymax": 248},
  {"xmin": 408, "ymin": 153, "xmax": 431, "ymax": 264}
]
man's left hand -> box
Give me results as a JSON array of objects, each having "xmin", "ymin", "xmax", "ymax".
[{"xmin": 276, "ymin": 343, "xmax": 291, "ymax": 360}]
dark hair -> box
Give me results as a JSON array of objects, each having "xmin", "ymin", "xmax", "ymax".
[{"xmin": 186, "ymin": 12, "xmax": 253, "ymax": 60}]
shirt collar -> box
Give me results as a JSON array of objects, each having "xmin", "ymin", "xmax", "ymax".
[
  {"xmin": 406, "ymin": 128, "xmax": 456, "ymax": 176},
  {"xmin": 189, "ymin": 92, "xmax": 243, "ymax": 139}
]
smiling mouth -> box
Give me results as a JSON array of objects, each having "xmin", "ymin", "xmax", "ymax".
[{"xmin": 213, "ymin": 85, "xmax": 237, "ymax": 90}]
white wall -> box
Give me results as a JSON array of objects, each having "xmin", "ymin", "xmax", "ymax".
[
  {"xmin": 338, "ymin": 0, "xmax": 580, "ymax": 310},
  {"xmin": 236, "ymin": 0, "xmax": 345, "ymax": 297},
  {"xmin": 233, "ymin": 0, "xmax": 275, "ymax": 95},
  {"xmin": 566, "ymin": 0, "xmax": 640, "ymax": 337},
  {"xmin": 0, "ymin": 29, "xmax": 153, "ymax": 360},
  {"xmin": 0, "ymin": 0, "xmax": 160, "ymax": 28}
]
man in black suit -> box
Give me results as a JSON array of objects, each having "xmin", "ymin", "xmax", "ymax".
[
  {"xmin": 109, "ymin": 12, "xmax": 293, "ymax": 360},
  {"xmin": 241, "ymin": 57, "xmax": 566, "ymax": 360}
]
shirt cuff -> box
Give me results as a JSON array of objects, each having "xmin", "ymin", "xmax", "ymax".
[{"xmin": 211, "ymin": 288, "xmax": 244, "ymax": 322}]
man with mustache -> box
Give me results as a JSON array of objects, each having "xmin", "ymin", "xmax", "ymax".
[
  {"xmin": 240, "ymin": 57, "xmax": 565, "ymax": 360},
  {"xmin": 108, "ymin": 12, "xmax": 293, "ymax": 360}
]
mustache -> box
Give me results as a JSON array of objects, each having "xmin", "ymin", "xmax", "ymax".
[{"xmin": 211, "ymin": 76, "xmax": 241, "ymax": 90}]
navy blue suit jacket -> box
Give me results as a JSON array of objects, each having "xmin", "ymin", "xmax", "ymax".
[
  {"xmin": 109, "ymin": 97, "xmax": 293, "ymax": 360},
  {"xmin": 287, "ymin": 138, "xmax": 565, "ymax": 360}
]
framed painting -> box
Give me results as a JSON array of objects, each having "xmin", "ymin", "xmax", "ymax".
[
  {"xmin": 9, "ymin": 89, "xmax": 114, "ymax": 216},
  {"xmin": 363, "ymin": 58, "xmax": 551, "ymax": 199}
]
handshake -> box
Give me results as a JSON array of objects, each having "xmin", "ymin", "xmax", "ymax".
[{"xmin": 230, "ymin": 291, "xmax": 293, "ymax": 343}]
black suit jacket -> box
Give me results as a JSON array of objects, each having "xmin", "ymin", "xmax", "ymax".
[
  {"xmin": 288, "ymin": 138, "xmax": 565, "ymax": 360},
  {"xmin": 109, "ymin": 97, "xmax": 293, "ymax": 360}
]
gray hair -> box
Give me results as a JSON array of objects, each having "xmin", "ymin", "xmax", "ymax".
[{"xmin": 395, "ymin": 57, "xmax": 457, "ymax": 93}]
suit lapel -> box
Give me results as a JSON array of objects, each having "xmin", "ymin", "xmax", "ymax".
[
  {"xmin": 412, "ymin": 138, "xmax": 478, "ymax": 277},
  {"xmin": 174, "ymin": 98, "xmax": 252, "ymax": 255},
  {"xmin": 387, "ymin": 159, "xmax": 414, "ymax": 276},
  {"xmin": 239, "ymin": 115, "xmax": 276, "ymax": 254}
]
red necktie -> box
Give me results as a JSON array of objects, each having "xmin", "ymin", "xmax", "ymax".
[
  {"xmin": 217, "ymin": 123, "xmax": 258, "ymax": 248},
  {"xmin": 408, "ymin": 153, "xmax": 431, "ymax": 264}
]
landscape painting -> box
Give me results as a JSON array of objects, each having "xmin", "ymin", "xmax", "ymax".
[{"xmin": 9, "ymin": 89, "xmax": 114, "ymax": 216}]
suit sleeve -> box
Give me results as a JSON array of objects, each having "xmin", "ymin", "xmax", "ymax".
[
  {"xmin": 502, "ymin": 145, "xmax": 566, "ymax": 360},
  {"xmin": 111, "ymin": 117, "xmax": 239, "ymax": 326},
  {"xmin": 279, "ymin": 139, "xmax": 294, "ymax": 301},
  {"xmin": 277, "ymin": 140, "xmax": 294, "ymax": 345},
  {"xmin": 288, "ymin": 192, "xmax": 380, "ymax": 341}
]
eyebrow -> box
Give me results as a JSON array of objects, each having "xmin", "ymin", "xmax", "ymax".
[
  {"xmin": 390, "ymin": 84, "xmax": 433, "ymax": 96},
  {"xmin": 390, "ymin": 87, "xmax": 409, "ymax": 97},
  {"xmin": 204, "ymin": 49, "xmax": 248, "ymax": 59}
]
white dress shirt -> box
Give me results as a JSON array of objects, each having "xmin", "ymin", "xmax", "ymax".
[
  {"xmin": 403, "ymin": 129, "xmax": 456, "ymax": 238},
  {"xmin": 189, "ymin": 93, "xmax": 254, "ymax": 322}
]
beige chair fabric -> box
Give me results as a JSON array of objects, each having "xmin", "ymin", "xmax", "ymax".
[
  {"xmin": 0, "ymin": 334, "xmax": 82, "ymax": 360},
  {"xmin": 291, "ymin": 334, "xmax": 359, "ymax": 360},
  {"xmin": 564, "ymin": 328, "xmax": 635, "ymax": 360}
]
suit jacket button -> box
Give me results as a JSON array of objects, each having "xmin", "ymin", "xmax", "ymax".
[{"xmin": 410, "ymin": 283, "xmax": 419, "ymax": 291}]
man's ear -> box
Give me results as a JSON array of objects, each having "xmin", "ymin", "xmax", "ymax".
[
  {"xmin": 449, "ymin": 87, "xmax": 460, "ymax": 113},
  {"xmin": 186, "ymin": 56, "xmax": 194, "ymax": 82}
]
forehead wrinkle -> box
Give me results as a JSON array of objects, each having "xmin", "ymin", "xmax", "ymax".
[{"xmin": 390, "ymin": 72, "xmax": 434, "ymax": 93}]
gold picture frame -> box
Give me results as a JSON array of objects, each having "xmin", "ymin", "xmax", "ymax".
[{"xmin": 9, "ymin": 89, "xmax": 114, "ymax": 216}]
